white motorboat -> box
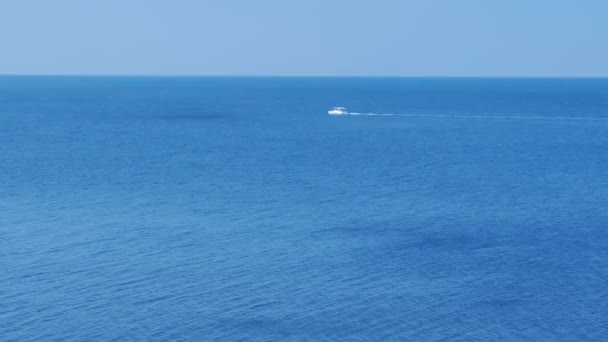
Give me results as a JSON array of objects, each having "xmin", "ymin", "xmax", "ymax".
[{"xmin": 328, "ymin": 107, "xmax": 348, "ymax": 115}]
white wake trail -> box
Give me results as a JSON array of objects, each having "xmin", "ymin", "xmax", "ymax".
[{"xmin": 346, "ymin": 112, "xmax": 608, "ymax": 121}]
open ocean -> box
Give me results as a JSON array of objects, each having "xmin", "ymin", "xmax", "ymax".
[{"xmin": 2, "ymin": 77, "xmax": 608, "ymax": 341}]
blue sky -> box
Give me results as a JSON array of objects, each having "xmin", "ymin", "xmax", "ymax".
[{"xmin": 1, "ymin": 0, "xmax": 607, "ymax": 76}]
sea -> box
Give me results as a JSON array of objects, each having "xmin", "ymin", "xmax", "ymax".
[{"xmin": 2, "ymin": 77, "xmax": 607, "ymax": 341}]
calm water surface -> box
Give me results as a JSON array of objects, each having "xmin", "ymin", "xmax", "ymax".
[{"xmin": 2, "ymin": 77, "xmax": 608, "ymax": 341}]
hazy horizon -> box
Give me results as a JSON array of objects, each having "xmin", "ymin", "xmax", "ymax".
[{"xmin": 2, "ymin": 74, "xmax": 608, "ymax": 79}]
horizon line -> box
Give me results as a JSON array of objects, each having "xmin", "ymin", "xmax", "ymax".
[{"xmin": 1, "ymin": 73, "xmax": 608, "ymax": 79}]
